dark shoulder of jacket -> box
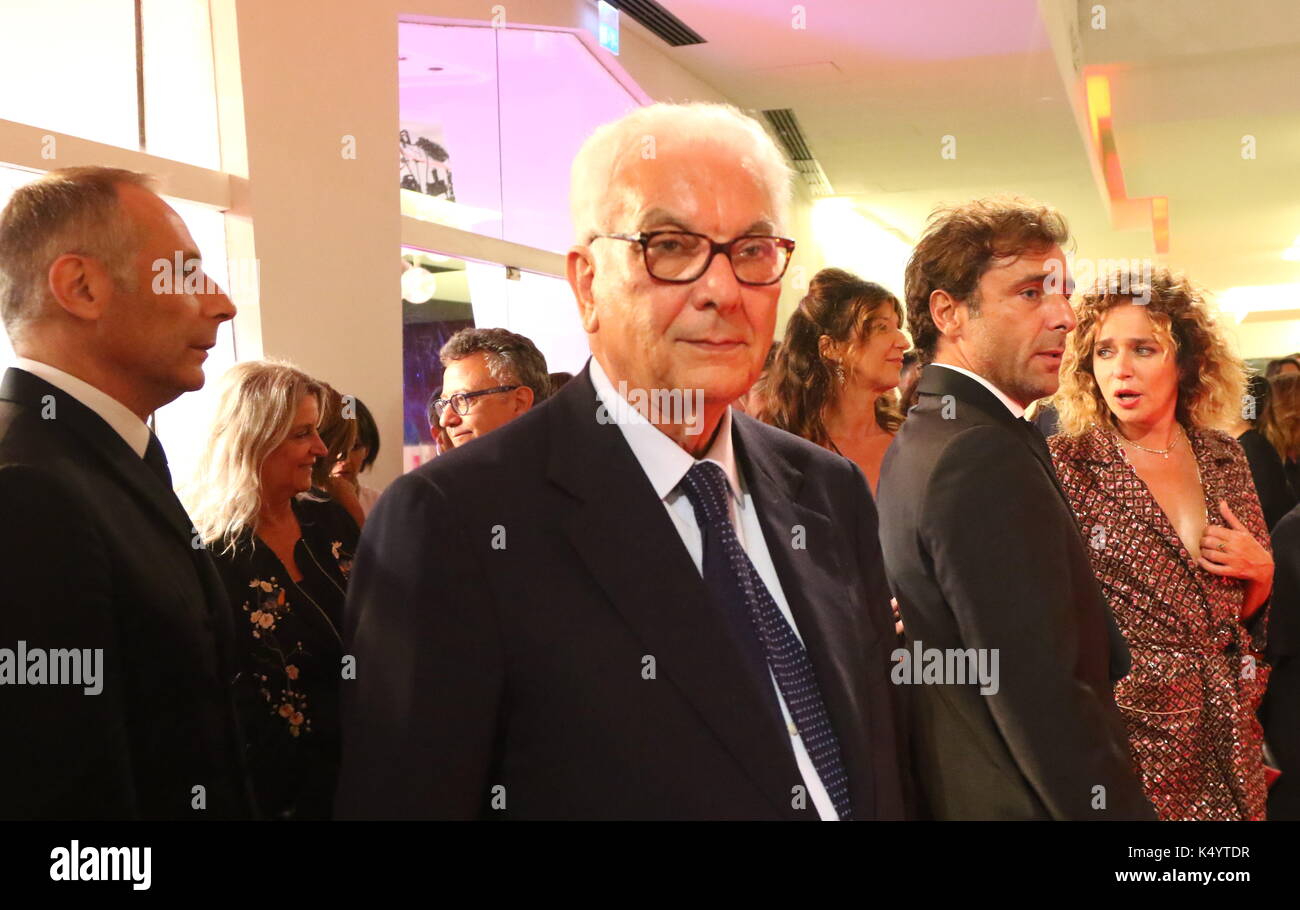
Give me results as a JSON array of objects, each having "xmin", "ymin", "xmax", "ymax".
[
  {"xmin": 0, "ymin": 409, "xmax": 108, "ymax": 523},
  {"xmin": 402, "ymin": 395, "xmax": 555, "ymax": 498},
  {"xmin": 0, "ymin": 460, "xmax": 89, "ymax": 520},
  {"xmin": 0, "ymin": 398, "xmax": 78, "ymax": 465},
  {"xmin": 931, "ymin": 420, "xmax": 1035, "ymax": 469},
  {"xmin": 733, "ymin": 411, "xmax": 850, "ymax": 476},
  {"xmin": 1272, "ymin": 503, "xmax": 1300, "ymax": 547}
]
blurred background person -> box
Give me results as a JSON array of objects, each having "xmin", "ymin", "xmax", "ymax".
[
  {"xmin": 307, "ymin": 383, "xmax": 363, "ymax": 528},
  {"xmin": 1263, "ymin": 499, "xmax": 1300, "ymax": 819},
  {"xmin": 897, "ymin": 349, "xmax": 921, "ymax": 415},
  {"xmin": 734, "ymin": 342, "xmax": 779, "ymax": 417},
  {"xmin": 425, "ymin": 386, "xmax": 452, "ymax": 455},
  {"xmin": 1263, "ymin": 372, "xmax": 1300, "ymax": 501},
  {"xmin": 434, "ymin": 326, "xmax": 550, "ymax": 448},
  {"xmin": 186, "ymin": 360, "xmax": 360, "ymax": 820},
  {"xmin": 331, "ymin": 395, "xmax": 382, "ymax": 518},
  {"xmin": 1050, "ymin": 268, "xmax": 1272, "ymax": 821},
  {"xmin": 1265, "ymin": 357, "xmax": 1300, "ymax": 379},
  {"xmin": 1226, "ymin": 374, "xmax": 1295, "ymax": 529},
  {"xmin": 757, "ymin": 268, "xmax": 907, "ymax": 492},
  {"xmin": 548, "ymin": 371, "xmax": 574, "ymax": 393}
]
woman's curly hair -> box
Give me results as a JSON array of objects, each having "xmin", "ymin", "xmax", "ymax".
[
  {"xmin": 756, "ymin": 267, "xmax": 904, "ymax": 446},
  {"xmin": 1054, "ymin": 267, "xmax": 1245, "ymax": 437}
]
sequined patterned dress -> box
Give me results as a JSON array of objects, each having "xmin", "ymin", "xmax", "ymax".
[{"xmin": 1048, "ymin": 425, "xmax": 1270, "ymax": 820}]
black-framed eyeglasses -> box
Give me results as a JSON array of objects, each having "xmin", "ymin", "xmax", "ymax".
[
  {"xmin": 592, "ymin": 231, "xmax": 796, "ymax": 286},
  {"xmin": 432, "ymin": 385, "xmax": 520, "ymax": 419}
]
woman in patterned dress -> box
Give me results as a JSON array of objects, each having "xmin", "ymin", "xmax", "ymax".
[
  {"xmin": 185, "ymin": 361, "xmax": 360, "ymax": 819},
  {"xmin": 1048, "ymin": 268, "xmax": 1273, "ymax": 820}
]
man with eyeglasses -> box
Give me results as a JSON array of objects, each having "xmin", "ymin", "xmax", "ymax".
[
  {"xmin": 338, "ymin": 103, "xmax": 908, "ymax": 820},
  {"xmin": 429, "ymin": 327, "xmax": 550, "ymax": 449}
]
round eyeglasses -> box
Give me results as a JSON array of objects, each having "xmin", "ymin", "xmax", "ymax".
[
  {"xmin": 431, "ymin": 385, "xmax": 520, "ymax": 419},
  {"xmin": 592, "ymin": 231, "xmax": 796, "ymax": 286}
]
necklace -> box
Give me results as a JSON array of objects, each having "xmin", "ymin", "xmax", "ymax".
[{"xmin": 1115, "ymin": 425, "xmax": 1184, "ymax": 459}]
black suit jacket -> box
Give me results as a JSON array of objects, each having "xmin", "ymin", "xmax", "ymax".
[
  {"xmin": 336, "ymin": 364, "xmax": 908, "ymax": 819},
  {"xmin": 1236, "ymin": 428, "xmax": 1296, "ymax": 530},
  {"xmin": 877, "ymin": 365, "xmax": 1153, "ymax": 820},
  {"xmin": 1263, "ymin": 502, "xmax": 1300, "ymax": 819},
  {"xmin": 0, "ymin": 368, "xmax": 253, "ymax": 819}
]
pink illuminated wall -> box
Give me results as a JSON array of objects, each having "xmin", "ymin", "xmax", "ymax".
[{"xmin": 398, "ymin": 21, "xmax": 642, "ymax": 253}]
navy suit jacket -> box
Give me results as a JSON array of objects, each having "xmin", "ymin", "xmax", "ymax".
[{"xmin": 336, "ymin": 364, "xmax": 909, "ymax": 819}]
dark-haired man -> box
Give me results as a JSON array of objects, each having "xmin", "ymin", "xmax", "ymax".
[
  {"xmin": 877, "ymin": 196, "xmax": 1153, "ymax": 820},
  {"xmin": 433, "ymin": 327, "xmax": 549, "ymax": 448}
]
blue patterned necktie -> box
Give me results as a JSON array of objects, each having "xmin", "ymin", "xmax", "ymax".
[{"xmin": 678, "ymin": 460, "xmax": 853, "ymax": 820}]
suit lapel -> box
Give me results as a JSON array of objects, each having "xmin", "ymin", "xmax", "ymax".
[
  {"xmin": 732, "ymin": 414, "xmax": 878, "ymax": 818},
  {"xmin": 547, "ymin": 369, "xmax": 806, "ymax": 818},
  {"xmin": 1, "ymin": 368, "xmax": 194, "ymax": 541},
  {"xmin": 920, "ymin": 366, "xmax": 1071, "ymax": 507}
]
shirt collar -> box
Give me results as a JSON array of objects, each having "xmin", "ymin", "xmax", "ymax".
[
  {"xmin": 588, "ymin": 357, "xmax": 742, "ymax": 504},
  {"xmin": 929, "ymin": 362, "xmax": 1027, "ymax": 419},
  {"xmin": 12, "ymin": 357, "xmax": 152, "ymax": 458}
]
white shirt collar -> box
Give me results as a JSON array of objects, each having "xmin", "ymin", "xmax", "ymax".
[
  {"xmin": 929, "ymin": 362, "xmax": 1027, "ymax": 420},
  {"xmin": 12, "ymin": 357, "xmax": 152, "ymax": 457},
  {"xmin": 588, "ymin": 357, "xmax": 742, "ymax": 504}
]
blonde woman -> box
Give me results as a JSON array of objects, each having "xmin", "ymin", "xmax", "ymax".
[
  {"xmin": 185, "ymin": 360, "xmax": 360, "ymax": 820},
  {"xmin": 1049, "ymin": 268, "xmax": 1272, "ymax": 820}
]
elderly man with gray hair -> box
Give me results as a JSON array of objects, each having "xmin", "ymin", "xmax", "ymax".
[
  {"xmin": 432, "ymin": 326, "xmax": 550, "ymax": 448},
  {"xmin": 339, "ymin": 103, "xmax": 908, "ymax": 820}
]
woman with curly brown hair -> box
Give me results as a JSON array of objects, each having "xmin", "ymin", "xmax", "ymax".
[
  {"xmin": 1048, "ymin": 267, "xmax": 1273, "ymax": 820},
  {"xmin": 756, "ymin": 267, "xmax": 907, "ymax": 492}
]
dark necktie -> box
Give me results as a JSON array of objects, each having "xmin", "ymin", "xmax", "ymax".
[
  {"xmin": 144, "ymin": 431, "xmax": 173, "ymax": 488},
  {"xmin": 678, "ymin": 461, "xmax": 853, "ymax": 820}
]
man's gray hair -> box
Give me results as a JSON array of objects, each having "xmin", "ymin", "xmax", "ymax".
[
  {"xmin": 0, "ymin": 166, "xmax": 154, "ymax": 342},
  {"xmin": 440, "ymin": 327, "xmax": 551, "ymax": 404},
  {"xmin": 568, "ymin": 102, "xmax": 793, "ymax": 244}
]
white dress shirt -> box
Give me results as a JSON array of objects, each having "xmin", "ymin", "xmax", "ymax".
[
  {"xmin": 589, "ymin": 358, "xmax": 837, "ymax": 820},
  {"xmin": 929, "ymin": 362, "xmax": 1026, "ymax": 419},
  {"xmin": 12, "ymin": 357, "xmax": 151, "ymax": 457}
]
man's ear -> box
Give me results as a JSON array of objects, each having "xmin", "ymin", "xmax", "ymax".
[
  {"xmin": 514, "ymin": 385, "xmax": 535, "ymax": 413},
  {"xmin": 929, "ymin": 288, "xmax": 965, "ymax": 340},
  {"xmin": 568, "ymin": 245, "xmax": 600, "ymax": 334},
  {"xmin": 47, "ymin": 253, "xmax": 114, "ymax": 321}
]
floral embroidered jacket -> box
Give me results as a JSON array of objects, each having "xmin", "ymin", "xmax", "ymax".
[{"xmin": 211, "ymin": 495, "xmax": 358, "ymax": 820}]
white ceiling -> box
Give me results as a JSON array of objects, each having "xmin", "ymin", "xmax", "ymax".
[{"xmin": 623, "ymin": 0, "xmax": 1300, "ymax": 322}]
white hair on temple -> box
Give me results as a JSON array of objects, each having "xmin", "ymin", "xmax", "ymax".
[{"xmin": 568, "ymin": 102, "xmax": 794, "ymax": 245}]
